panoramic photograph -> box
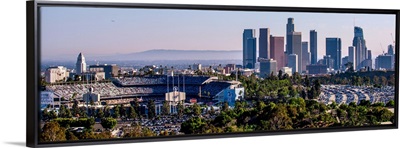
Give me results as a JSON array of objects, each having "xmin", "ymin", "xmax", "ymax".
[{"xmin": 39, "ymin": 7, "xmax": 396, "ymax": 142}]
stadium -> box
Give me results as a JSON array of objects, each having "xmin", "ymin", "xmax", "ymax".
[{"xmin": 45, "ymin": 75, "xmax": 244, "ymax": 106}]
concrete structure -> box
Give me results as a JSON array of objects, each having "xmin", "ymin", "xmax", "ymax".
[
  {"xmin": 259, "ymin": 58, "xmax": 277, "ymax": 77},
  {"xmin": 214, "ymin": 81, "xmax": 244, "ymax": 107},
  {"xmin": 192, "ymin": 63, "xmax": 202, "ymax": 71},
  {"xmin": 259, "ymin": 28, "xmax": 270, "ymax": 59},
  {"xmin": 76, "ymin": 53, "xmax": 87, "ymax": 75},
  {"xmin": 84, "ymin": 71, "xmax": 105, "ymax": 81},
  {"xmin": 353, "ymin": 26, "xmax": 367, "ymax": 70},
  {"xmin": 307, "ymin": 64, "xmax": 328, "ymax": 75},
  {"xmin": 280, "ymin": 67, "xmax": 292, "ymax": 76},
  {"xmin": 243, "ymin": 29, "xmax": 257, "ymax": 69},
  {"xmin": 287, "ymin": 32, "xmax": 302, "ymax": 72},
  {"xmin": 83, "ymin": 88, "xmax": 100, "ymax": 102},
  {"xmin": 165, "ymin": 89, "xmax": 186, "ymax": 114},
  {"xmin": 287, "ymin": 54, "xmax": 298, "ymax": 73},
  {"xmin": 301, "ymin": 42, "xmax": 310, "ymax": 73},
  {"xmin": 348, "ymin": 46, "xmax": 356, "ymax": 69},
  {"xmin": 326, "ymin": 37, "xmax": 341, "ymax": 70},
  {"xmin": 89, "ymin": 64, "xmax": 119, "ymax": 79},
  {"xmin": 323, "ymin": 55, "xmax": 334, "ymax": 69},
  {"xmin": 270, "ymin": 36, "xmax": 285, "ymax": 70},
  {"xmin": 286, "ymin": 18, "xmax": 295, "ymax": 55},
  {"xmin": 375, "ymin": 54, "xmax": 393, "ymax": 70},
  {"xmin": 310, "ymin": 30, "xmax": 318, "ymax": 64},
  {"xmin": 45, "ymin": 66, "xmax": 69, "ymax": 83},
  {"xmin": 388, "ymin": 44, "xmax": 394, "ymax": 55}
]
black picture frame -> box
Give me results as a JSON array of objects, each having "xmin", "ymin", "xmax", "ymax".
[{"xmin": 26, "ymin": 1, "xmax": 400, "ymax": 147}]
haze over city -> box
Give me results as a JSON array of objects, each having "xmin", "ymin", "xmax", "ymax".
[{"xmin": 40, "ymin": 7, "xmax": 395, "ymax": 62}]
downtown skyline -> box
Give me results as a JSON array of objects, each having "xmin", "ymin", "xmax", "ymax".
[{"xmin": 41, "ymin": 7, "xmax": 395, "ymax": 62}]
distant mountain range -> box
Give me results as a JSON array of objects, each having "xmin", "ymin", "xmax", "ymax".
[
  {"xmin": 44, "ymin": 49, "xmax": 242, "ymax": 61},
  {"xmin": 107, "ymin": 49, "xmax": 242, "ymax": 61}
]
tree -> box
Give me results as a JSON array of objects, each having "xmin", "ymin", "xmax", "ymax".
[
  {"xmin": 72, "ymin": 100, "xmax": 80, "ymax": 117},
  {"xmin": 180, "ymin": 117, "xmax": 207, "ymax": 134},
  {"xmin": 193, "ymin": 103, "xmax": 201, "ymax": 116},
  {"xmin": 40, "ymin": 121, "xmax": 66, "ymax": 142},
  {"xmin": 210, "ymin": 105, "xmax": 215, "ymax": 115},
  {"xmin": 386, "ymin": 100, "xmax": 395, "ymax": 107},
  {"xmin": 222, "ymin": 102, "xmax": 229, "ymax": 112},
  {"xmin": 97, "ymin": 108, "xmax": 104, "ymax": 119},
  {"xmin": 59, "ymin": 105, "xmax": 72, "ymax": 118},
  {"xmin": 381, "ymin": 76, "xmax": 388, "ymax": 86},
  {"xmin": 147, "ymin": 100, "xmax": 156, "ymax": 119},
  {"xmin": 304, "ymin": 75, "xmax": 310, "ymax": 87},
  {"xmin": 177, "ymin": 102, "xmax": 184, "ymax": 118},
  {"xmin": 162, "ymin": 101, "xmax": 170, "ymax": 115},
  {"xmin": 119, "ymin": 104, "xmax": 127, "ymax": 118},
  {"xmin": 101, "ymin": 118, "xmax": 117, "ymax": 129},
  {"xmin": 113, "ymin": 105, "xmax": 120, "ymax": 118},
  {"xmin": 278, "ymin": 70, "xmax": 283, "ymax": 80},
  {"xmin": 128, "ymin": 106, "xmax": 138, "ymax": 119},
  {"xmin": 104, "ymin": 106, "xmax": 111, "ymax": 118}
]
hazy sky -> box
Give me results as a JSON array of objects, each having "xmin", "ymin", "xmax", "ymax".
[{"xmin": 40, "ymin": 6, "xmax": 395, "ymax": 61}]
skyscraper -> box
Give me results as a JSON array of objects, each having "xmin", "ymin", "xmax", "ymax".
[
  {"xmin": 286, "ymin": 18, "xmax": 295, "ymax": 54},
  {"xmin": 270, "ymin": 36, "xmax": 285, "ymax": 70},
  {"xmin": 367, "ymin": 50, "xmax": 372, "ymax": 60},
  {"xmin": 326, "ymin": 38, "xmax": 341, "ymax": 70},
  {"xmin": 375, "ymin": 54, "xmax": 393, "ymax": 70},
  {"xmin": 310, "ymin": 30, "xmax": 318, "ymax": 64},
  {"xmin": 259, "ymin": 28, "xmax": 270, "ymax": 59},
  {"xmin": 353, "ymin": 26, "xmax": 367, "ymax": 70},
  {"xmin": 288, "ymin": 32, "xmax": 302, "ymax": 72},
  {"xmin": 348, "ymin": 46, "xmax": 356, "ymax": 69},
  {"xmin": 288, "ymin": 54, "xmax": 298, "ymax": 73},
  {"xmin": 259, "ymin": 58, "xmax": 277, "ymax": 77},
  {"xmin": 301, "ymin": 42, "xmax": 310, "ymax": 73},
  {"xmin": 243, "ymin": 29, "xmax": 257, "ymax": 69},
  {"xmin": 76, "ymin": 52, "xmax": 86, "ymax": 75},
  {"xmin": 388, "ymin": 44, "xmax": 394, "ymax": 55}
]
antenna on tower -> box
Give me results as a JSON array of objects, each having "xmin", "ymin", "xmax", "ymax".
[{"xmin": 380, "ymin": 43, "xmax": 385, "ymax": 54}]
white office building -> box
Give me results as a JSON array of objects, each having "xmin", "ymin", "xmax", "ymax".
[{"xmin": 45, "ymin": 66, "xmax": 69, "ymax": 83}]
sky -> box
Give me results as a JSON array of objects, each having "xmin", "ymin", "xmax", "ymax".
[{"xmin": 40, "ymin": 6, "xmax": 396, "ymax": 61}]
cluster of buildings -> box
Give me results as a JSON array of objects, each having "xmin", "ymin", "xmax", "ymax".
[
  {"xmin": 44, "ymin": 53, "xmax": 119, "ymax": 83},
  {"xmin": 243, "ymin": 18, "xmax": 395, "ymax": 77}
]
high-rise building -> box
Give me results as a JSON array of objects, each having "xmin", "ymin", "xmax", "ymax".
[
  {"xmin": 323, "ymin": 55, "xmax": 334, "ymax": 69},
  {"xmin": 326, "ymin": 38, "xmax": 341, "ymax": 70},
  {"xmin": 307, "ymin": 64, "xmax": 328, "ymax": 75},
  {"xmin": 375, "ymin": 54, "xmax": 393, "ymax": 70},
  {"xmin": 76, "ymin": 52, "xmax": 87, "ymax": 75},
  {"xmin": 89, "ymin": 64, "xmax": 119, "ymax": 79},
  {"xmin": 288, "ymin": 32, "xmax": 302, "ymax": 72},
  {"xmin": 388, "ymin": 44, "xmax": 395, "ymax": 64},
  {"xmin": 259, "ymin": 28, "xmax": 270, "ymax": 59},
  {"xmin": 288, "ymin": 54, "xmax": 298, "ymax": 73},
  {"xmin": 348, "ymin": 46, "xmax": 356, "ymax": 69},
  {"xmin": 45, "ymin": 66, "xmax": 69, "ymax": 83},
  {"xmin": 342, "ymin": 56, "xmax": 349, "ymax": 69},
  {"xmin": 310, "ymin": 30, "xmax": 318, "ymax": 64},
  {"xmin": 259, "ymin": 58, "xmax": 277, "ymax": 77},
  {"xmin": 243, "ymin": 29, "xmax": 257, "ymax": 69},
  {"xmin": 270, "ymin": 36, "xmax": 285, "ymax": 70},
  {"xmin": 301, "ymin": 42, "xmax": 310, "ymax": 73},
  {"xmin": 367, "ymin": 50, "xmax": 372, "ymax": 60},
  {"xmin": 286, "ymin": 18, "xmax": 295, "ymax": 55},
  {"xmin": 388, "ymin": 44, "xmax": 394, "ymax": 55},
  {"xmin": 353, "ymin": 26, "xmax": 367, "ymax": 70}
]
